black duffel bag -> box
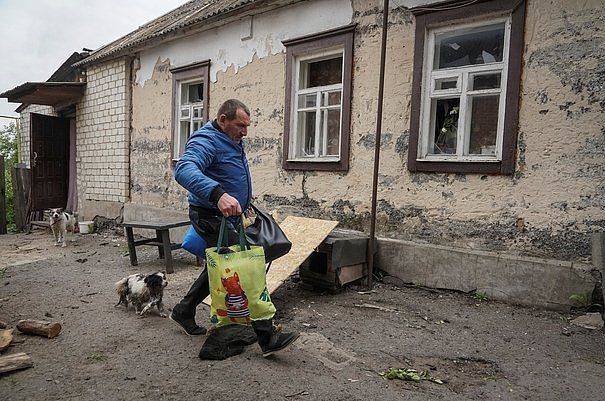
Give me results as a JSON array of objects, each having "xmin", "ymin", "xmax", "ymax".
[{"xmin": 245, "ymin": 204, "xmax": 291, "ymax": 263}]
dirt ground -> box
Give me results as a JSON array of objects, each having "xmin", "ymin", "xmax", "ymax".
[{"xmin": 0, "ymin": 230, "xmax": 604, "ymax": 401}]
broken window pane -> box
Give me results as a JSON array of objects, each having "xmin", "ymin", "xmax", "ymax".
[
  {"xmin": 434, "ymin": 23, "xmax": 505, "ymax": 70},
  {"xmin": 431, "ymin": 98, "xmax": 460, "ymax": 155},
  {"xmin": 300, "ymin": 56, "xmax": 343, "ymax": 89},
  {"xmin": 188, "ymin": 83, "xmax": 203, "ymax": 103},
  {"xmin": 468, "ymin": 95, "xmax": 499, "ymax": 156},
  {"xmin": 181, "ymin": 82, "xmax": 203, "ymax": 104},
  {"xmin": 471, "ymin": 73, "xmax": 501, "ymax": 90},
  {"xmin": 297, "ymin": 110, "xmax": 316, "ymax": 157}
]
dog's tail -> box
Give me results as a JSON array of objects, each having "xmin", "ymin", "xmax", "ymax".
[{"xmin": 115, "ymin": 277, "xmax": 129, "ymax": 307}]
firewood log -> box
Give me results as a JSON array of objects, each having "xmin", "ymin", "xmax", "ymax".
[
  {"xmin": 0, "ymin": 329, "xmax": 13, "ymax": 352},
  {"xmin": 0, "ymin": 353, "xmax": 33, "ymax": 374},
  {"xmin": 16, "ymin": 320, "xmax": 61, "ymax": 339}
]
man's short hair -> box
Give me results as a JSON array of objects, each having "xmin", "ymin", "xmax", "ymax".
[{"xmin": 217, "ymin": 99, "xmax": 250, "ymax": 120}]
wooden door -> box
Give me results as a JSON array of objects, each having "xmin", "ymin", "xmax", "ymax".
[{"xmin": 30, "ymin": 113, "xmax": 69, "ymax": 211}]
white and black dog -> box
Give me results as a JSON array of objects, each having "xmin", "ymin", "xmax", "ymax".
[
  {"xmin": 48, "ymin": 208, "xmax": 77, "ymax": 247},
  {"xmin": 115, "ymin": 272, "xmax": 168, "ymax": 317}
]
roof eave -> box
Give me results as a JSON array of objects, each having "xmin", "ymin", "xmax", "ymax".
[
  {"xmin": 73, "ymin": 0, "xmax": 302, "ymax": 68},
  {"xmin": 1, "ymin": 82, "xmax": 86, "ymax": 109}
]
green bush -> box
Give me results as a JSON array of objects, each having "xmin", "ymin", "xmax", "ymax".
[{"xmin": 0, "ymin": 122, "xmax": 18, "ymax": 232}]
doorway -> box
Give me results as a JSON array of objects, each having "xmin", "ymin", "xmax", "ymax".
[{"xmin": 30, "ymin": 113, "xmax": 70, "ymax": 212}]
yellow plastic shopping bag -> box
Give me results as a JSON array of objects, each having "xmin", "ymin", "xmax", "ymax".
[{"xmin": 206, "ymin": 216, "xmax": 276, "ymax": 327}]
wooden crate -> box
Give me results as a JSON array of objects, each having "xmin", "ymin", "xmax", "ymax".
[{"xmin": 299, "ymin": 228, "xmax": 370, "ymax": 291}]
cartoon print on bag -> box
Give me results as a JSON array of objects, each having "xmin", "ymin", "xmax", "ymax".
[{"xmin": 217, "ymin": 272, "xmax": 251, "ymax": 322}]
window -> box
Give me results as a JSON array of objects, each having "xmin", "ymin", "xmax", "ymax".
[
  {"xmin": 294, "ymin": 53, "xmax": 343, "ymax": 160},
  {"xmin": 408, "ymin": 0, "xmax": 526, "ymax": 174},
  {"xmin": 422, "ymin": 20, "xmax": 509, "ymax": 159},
  {"xmin": 177, "ymin": 80, "xmax": 205, "ymax": 156},
  {"xmin": 171, "ymin": 61, "xmax": 210, "ymax": 160},
  {"xmin": 283, "ymin": 24, "xmax": 355, "ymax": 171}
]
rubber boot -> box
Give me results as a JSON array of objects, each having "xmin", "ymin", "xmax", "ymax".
[
  {"xmin": 170, "ymin": 269, "xmax": 209, "ymax": 335},
  {"xmin": 252, "ymin": 319, "xmax": 299, "ymax": 357}
]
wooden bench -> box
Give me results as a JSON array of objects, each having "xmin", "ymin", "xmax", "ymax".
[{"xmin": 121, "ymin": 219, "xmax": 191, "ymax": 274}]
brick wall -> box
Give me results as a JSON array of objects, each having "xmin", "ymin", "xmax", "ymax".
[
  {"xmin": 75, "ymin": 58, "xmax": 130, "ymax": 204},
  {"xmin": 18, "ymin": 105, "xmax": 58, "ymax": 168}
]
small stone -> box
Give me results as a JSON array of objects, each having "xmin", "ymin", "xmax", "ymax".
[{"xmin": 570, "ymin": 313, "xmax": 604, "ymax": 330}]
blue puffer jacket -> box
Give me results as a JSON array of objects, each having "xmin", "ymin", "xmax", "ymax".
[{"xmin": 174, "ymin": 121, "xmax": 252, "ymax": 213}]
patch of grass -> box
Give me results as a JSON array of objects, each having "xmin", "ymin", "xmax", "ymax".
[
  {"xmin": 473, "ymin": 292, "xmax": 488, "ymax": 302},
  {"xmin": 88, "ymin": 351, "xmax": 107, "ymax": 363},
  {"xmin": 0, "ymin": 268, "xmax": 5, "ymax": 280},
  {"xmin": 569, "ymin": 292, "xmax": 590, "ymax": 307}
]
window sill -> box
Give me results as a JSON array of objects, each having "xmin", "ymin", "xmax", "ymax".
[
  {"xmin": 417, "ymin": 156, "xmax": 501, "ymax": 163},
  {"xmin": 409, "ymin": 158, "xmax": 508, "ymax": 174},
  {"xmin": 286, "ymin": 157, "xmax": 341, "ymax": 163},
  {"xmin": 282, "ymin": 157, "xmax": 347, "ymax": 172}
]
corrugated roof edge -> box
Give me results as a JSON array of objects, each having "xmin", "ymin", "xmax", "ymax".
[{"xmin": 73, "ymin": 0, "xmax": 259, "ymax": 68}]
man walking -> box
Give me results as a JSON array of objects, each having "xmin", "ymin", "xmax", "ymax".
[{"xmin": 171, "ymin": 99, "xmax": 299, "ymax": 357}]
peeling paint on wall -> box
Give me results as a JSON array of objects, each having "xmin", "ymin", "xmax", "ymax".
[{"xmin": 136, "ymin": 0, "xmax": 353, "ymax": 85}]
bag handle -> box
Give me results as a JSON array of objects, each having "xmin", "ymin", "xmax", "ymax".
[{"xmin": 216, "ymin": 215, "xmax": 250, "ymax": 253}]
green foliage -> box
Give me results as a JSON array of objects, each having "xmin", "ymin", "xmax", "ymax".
[
  {"xmin": 0, "ymin": 122, "xmax": 19, "ymax": 232},
  {"xmin": 381, "ymin": 368, "xmax": 444, "ymax": 384},
  {"xmin": 473, "ymin": 291, "xmax": 488, "ymax": 302},
  {"xmin": 88, "ymin": 351, "xmax": 107, "ymax": 362},
  {"xmin": 569, "ymin": 292, "xmax": 590, "ymax": 307}
]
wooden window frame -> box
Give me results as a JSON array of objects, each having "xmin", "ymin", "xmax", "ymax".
[
  {"xmin": 282, "ymin": 24, "xmax": 355, "ymax": 172},
  {"xmin": 170, "ymin": 60, "xmax": 210, "ymax": 161},
  {"xmin": 408, "ymin": 0, "xmax": 526, "ymax": 174}
]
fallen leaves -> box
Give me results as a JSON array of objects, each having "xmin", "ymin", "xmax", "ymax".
[{"xmin": 381, "ymin": 367, "xmax": 445, "ymax": 385}]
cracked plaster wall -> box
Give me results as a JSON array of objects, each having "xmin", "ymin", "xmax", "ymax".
[{"xmin": 129, "ymin": 0, "xmax": 605, "ymax": 262}]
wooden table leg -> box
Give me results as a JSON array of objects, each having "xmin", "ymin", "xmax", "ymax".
[
  {"xmin": 160, "ymin": 229, "xmax": 174, "ymax": 274},
  {"xmin": 156, "ymin": 230, "xmax": 164, "ymax": 259},
  {"xmin": 124, "ymin": 227, "xmax": 138, "ymax": 266}
]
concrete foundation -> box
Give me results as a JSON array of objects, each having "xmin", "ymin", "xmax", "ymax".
[
  {"xmin": 376, "ymin": 237, "xmax": 597, "ymax": 311},
  {"xmin": 79, "ymin": 199, "xmax": 124, "ymax": 221}
]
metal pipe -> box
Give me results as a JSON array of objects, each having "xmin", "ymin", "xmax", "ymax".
[{"xmin": 367, "ymin": 0, "xmax": 390, "ymax": 289}]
